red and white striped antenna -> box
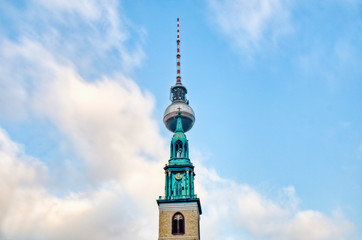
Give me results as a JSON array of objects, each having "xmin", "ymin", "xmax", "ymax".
[{"xmin": 176, "ymin": 18, "xmax": 181, "ymax": 84}]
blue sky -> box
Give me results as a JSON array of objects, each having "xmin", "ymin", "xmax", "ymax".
[{"xmin": 0, "ymin": 0, "xmax": 361, "ymax": 239}]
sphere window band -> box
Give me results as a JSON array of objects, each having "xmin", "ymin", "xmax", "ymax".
[
  {"xmin": 163, "ymin": 103, "xmax": 195, "ymax": 133},
  {"xmin": 172, "ymin": 212, "xmax": 185, "ymax": 235}
]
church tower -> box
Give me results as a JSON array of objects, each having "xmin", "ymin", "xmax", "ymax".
[{"xmin": 157, "ymin": 18, "xmax": 202, "ymax": 240}]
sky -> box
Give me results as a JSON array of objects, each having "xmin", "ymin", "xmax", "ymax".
[{"xmin": 0, "ymin": 0, "xmax": 361, "ymax": 239}]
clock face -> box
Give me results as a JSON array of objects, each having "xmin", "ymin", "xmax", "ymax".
[{"xmin": 175, "ymin": 173, "xmax": 183, "ymax": 181}]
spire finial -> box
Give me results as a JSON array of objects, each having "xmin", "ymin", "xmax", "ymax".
[{"xmin": 176, "ymin": 18, "xmax": 181, "ymax": 84}]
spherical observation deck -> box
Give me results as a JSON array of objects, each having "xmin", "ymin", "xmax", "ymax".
[{"xmin": 163, "ymin": 102, "xmax": 195, "ymax": 133}]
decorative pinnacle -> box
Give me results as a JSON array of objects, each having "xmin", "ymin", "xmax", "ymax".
[{"xmin": 176, "ymin": 18, "xmax": 181, "ymax": 84}]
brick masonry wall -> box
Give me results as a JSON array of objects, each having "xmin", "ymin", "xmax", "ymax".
[{"xmin": 159, "ymin": 209, "xmax": 199, "ymax": 240}]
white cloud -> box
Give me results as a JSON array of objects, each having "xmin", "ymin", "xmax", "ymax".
[
  {"xmin": 0, "ymin": 128, "xmax": 157, "ymax": 240},
  {"xmin": 27, "ymin": 0, "xmax": 145, "ymax": 76},
  {"xmin": 197, "ymin": 164, "xmax": 353, "ymax": 240},
  {"xmin": 0, "ymin": 40, "xmax": 164, "ymax": 239},
  {"xmin": 0, "ymin": 117, "xmax": 354, "ymax": 240},
  {"xmin": 0, "ymin": 34, "xmax": 167, "ymax": 192},
  {"xmin": 0, "ymin": 2, "xmax": 163, "ymax": 236},
  {"xmin": 207, "ymin": 0, "xmax": 292, "ymax": 52},
  {"xmin": 35, "ymin": 0, "xmax": 102, "ymax": 20}
]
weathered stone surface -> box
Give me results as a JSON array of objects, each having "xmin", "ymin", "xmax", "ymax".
[{"xmin": 159, "ymin": 209, "xmax": 200, "ymax": 240}]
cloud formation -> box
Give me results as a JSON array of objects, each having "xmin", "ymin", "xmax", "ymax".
[
  {"xmin": 207, "ymin": 0, "xmax": 292, "ymax": 52},
  {"xmin": 0, "ymin": 38, "xmax": 165, "ymax": 239},
  {"xmin": 0, "ymin": 126, "xmax": 160, "ymax": 240},
  {"xmin": 0, "ymin": 1, "xmax": 355, "ymax": 239},
  {"xmin": 197, "ymin": 166, "xmax": 352, "ymax": 240}
]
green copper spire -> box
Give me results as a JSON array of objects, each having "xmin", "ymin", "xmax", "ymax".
[
  {"xmin": 170, "ymin": 115, "xmax": 189, "ymax": 161},
  {"xmin": 175, "ymin": 114, "xmax": 184, "ymax": 132}
]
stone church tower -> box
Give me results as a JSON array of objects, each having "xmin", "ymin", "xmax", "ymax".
[{"xmin": 157, "ymin": 18, "xmax": 202, "ymax": 240}]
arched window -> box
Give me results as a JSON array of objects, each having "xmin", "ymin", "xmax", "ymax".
[
  {"xmin": 175, "ymin": 140, "xmax": 183, "ymax": 158},
  {"xmin": 172, "ymin": 212, "xmax": 185, "ymax": 235}
]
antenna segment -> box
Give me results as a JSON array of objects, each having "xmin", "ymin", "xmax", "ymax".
[{"xmin": 176, "ymin": 18, "xmax": 181, "ymax": 84}]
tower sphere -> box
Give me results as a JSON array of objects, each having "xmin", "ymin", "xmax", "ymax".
[
  {"xmin": 163, "ymin": 18, "xmax": 195, "ymax": 133},
  {"xmin": 163, "ymin": 102, "xmax": 195, "ymax": 132}
]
